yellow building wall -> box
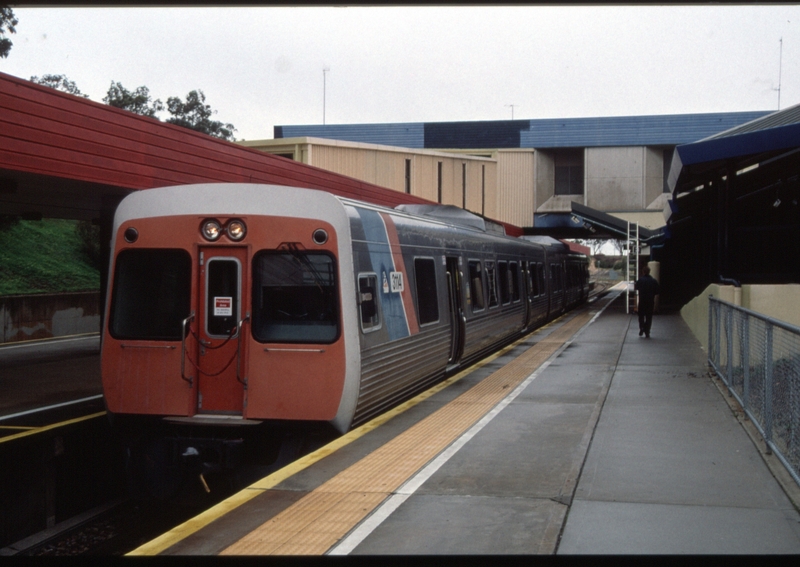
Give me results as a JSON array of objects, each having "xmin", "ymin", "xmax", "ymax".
[{"xmin": 681, "ymin": 284, "xmax": 800, "ymax": 351}]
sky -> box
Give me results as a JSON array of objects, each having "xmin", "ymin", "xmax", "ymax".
[{"xmin": 1, "ymin": 4, "xmax": 798, "ymax": 142}]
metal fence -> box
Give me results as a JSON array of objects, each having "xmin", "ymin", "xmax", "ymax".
[{"xmin": 709, "ymin": 296, "xmax": 800, "ymax": 485}]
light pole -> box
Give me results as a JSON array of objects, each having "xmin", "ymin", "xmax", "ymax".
[
  {"xmin": 323, "ymin": 67, "xmax": 330, "ymax": 125},
  {"xmin": 505, "ymin": 104, "xmax": 517, "ymax": 119}
]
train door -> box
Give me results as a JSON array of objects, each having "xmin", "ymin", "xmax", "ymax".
[
  {"xmin": 195, "ymin": 247, "xmax": 249, "ymax": 414},
  {"xmin": 522, "ymin": 261, "xmax": 533, "ymax": 328},
  {"xmin": 446, "ymin": 256, "xmax": 466, "ymax": 366}
]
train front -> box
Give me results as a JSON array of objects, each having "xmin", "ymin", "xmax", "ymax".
[{"xmin": 101, "ymin": 184, "xmax": 360, "ymax": 479}]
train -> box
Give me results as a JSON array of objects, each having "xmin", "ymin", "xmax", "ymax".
[{"xmin": 101, "ymin": 183, "xmax": 589, "ymax": 493}]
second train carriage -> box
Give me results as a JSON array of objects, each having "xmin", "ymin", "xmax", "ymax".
[{"xmin": 101, "ymin": 183, "xmax": 588, "ymax": 480}]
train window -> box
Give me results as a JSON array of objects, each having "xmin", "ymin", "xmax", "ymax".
[
  {"xmin": 486, "ymin": 261, "xmax": 499, "ymax": 308},
  {"xmin": 537, "ymin": 264, "xmax": 546, "ymax": 296},
  {"xmin": 252, "ymin": 252, "xmax": 339, "ymax": 343},
  {"xmin": 206, "ymin": 258, "xmax": 240, "ymax": 337},
  {"xmin": 414, "ymin": 258, "xmax": 439, "ymax": 325},
  {"xmin": 358, "ymin": 274, "xmax": 380, "ymax": 332},
  {"xmin": 109, "ymin": 249, "xmax": 192, "ymax": 340},
  {"xmin": 527, "ymin": 263, "xmax": 537, "ymax": 297},
  {"xmin": 509, "ymin": 262, "xmax": 520, "ymax": 302},
  {"xmin": 498, "ymin": 261, "xmax": 510, "ymax": 305},
  {"xmin": 468, "ymin": 260, "xmax": 485, "ymax": 312},
  {"xmin": 551, "ymin": 263, "xmax": 562, "ymax": 292}
]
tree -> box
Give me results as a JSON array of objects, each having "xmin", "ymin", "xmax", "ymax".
[
  {"xmin": 166, "ymin": 90, "xmax": 237, "ymax": 141},
  {"xmin": 0, "ymin": 5, "xmax": 17, "ymax": 59},
  {"xmin": 103, "ymin": 81, "xmax": 163, "ymax": 118},
  {"xmin": 75, "ymin": 220, "xmax": 101, "ymax": 269},
  {"xmin": 30, "ymin": 74, "xmax": 89, "ymax": 98}
]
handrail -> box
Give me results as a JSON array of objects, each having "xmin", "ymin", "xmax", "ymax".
[
  {"xmin": 236, "ymin": 313, "xmax": 250, "ymax": 387},
  {"xmin": 181, "ymin": 312, "xmax": 195, "ymax": 386}
]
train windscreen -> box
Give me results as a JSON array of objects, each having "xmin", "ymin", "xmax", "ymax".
[
  {"xmin": 109, "ymin": 249, "xmax": 192, "ymax": 340},
  {"xmin": 252, "ymin": 252, "xmax": 339, "ymax": 343}
]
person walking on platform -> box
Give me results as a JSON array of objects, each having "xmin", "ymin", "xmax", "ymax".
[{"xmin": 635, "ymin": 266, "xmax": 660, "ymax": 338}]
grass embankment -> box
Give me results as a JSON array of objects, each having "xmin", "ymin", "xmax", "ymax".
[{"xmin": 0, "ymin": 219, "xmax": 100, "ymax": 295}]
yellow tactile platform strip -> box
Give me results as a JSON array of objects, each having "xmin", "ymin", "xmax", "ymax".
[{"xmin": 221, "ymin": 310, "xmax": 593, "ymax": 555}]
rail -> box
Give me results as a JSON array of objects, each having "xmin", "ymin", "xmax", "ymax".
[{"xmin": 708, "ymin": 296, "xmax": 800, "ymax": 486}]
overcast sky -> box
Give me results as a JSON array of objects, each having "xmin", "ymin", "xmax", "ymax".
[{"xmin": 1, "ymin": 5, "xmax": 798, "ymax": 141}]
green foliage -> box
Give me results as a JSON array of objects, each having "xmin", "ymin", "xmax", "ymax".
[
  {"xmin": 594, "ymin": 255, "xmax": 621, "ymax": 269},
  {"xmin": 0, "ymin": 5, "xmax": 17, "ymax": 59},
  {"xmin": 30, "ymin": 74, "xmax": 90, "ymax": 98},
  {"xmin": 103, "ymin": 81, "xmax": 163, "ymax": 118},
  {"xmin": 76, "ymin": 220, "xmax": 102, "ymax": 269},
  {"xmin": 0, "ymin": 219, "xmax": 100, "ymax": 295},
  {"xmin": 166, "ymin": 90, "xmax": 237, "ymax": 141}
]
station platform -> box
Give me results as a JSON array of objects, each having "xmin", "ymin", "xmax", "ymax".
[
  {"xmin": 0, "ymin": 334, "xmax": 101, "ymax": 418},
  {"xmin": 133, "ymin": 288, "xmax": 800, "ymax": 555}
]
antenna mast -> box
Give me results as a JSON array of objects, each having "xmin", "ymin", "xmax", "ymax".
[{"xmin": 778, "ymin": 38, "xmax": 783, "ymax": 110}]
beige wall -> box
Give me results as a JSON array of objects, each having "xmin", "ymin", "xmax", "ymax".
[
  {"xmin": 494, "ymin": 149, "xmax": 536, "ymax": 227},
  {"xmin": 241, "ymin": 137, "xmax": 497, "ymax": 216},
  {"xmin": 681, "ymin": 284, "xmax": 800, "ymax": 351}
]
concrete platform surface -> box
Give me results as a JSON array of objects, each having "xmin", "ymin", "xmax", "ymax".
[{"xmin": 156, "ymin": 291, "xmax": 800, "ymax": 555}]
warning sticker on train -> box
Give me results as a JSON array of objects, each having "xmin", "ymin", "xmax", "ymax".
[{"xmin": 214, "ymin": 297, "xmax": 233, "ymax": 316}]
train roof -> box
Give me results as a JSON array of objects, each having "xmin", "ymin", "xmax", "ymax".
[
  {"xmin": 393, "ymin": 204, "xmax": 506, "ymax": 236},
  {"xmin": 519, "ymin": 235, "xmax": 568, "ymax": 250}
]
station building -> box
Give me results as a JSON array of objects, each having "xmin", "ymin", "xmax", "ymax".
[{"xmin": 241, "ymin": 112, "xmax": 770, "ymax": 233}]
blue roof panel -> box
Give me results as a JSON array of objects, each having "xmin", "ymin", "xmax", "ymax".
[
  {"xmin": 520, "ymin": 112, "xmax": 772, "ymax": 148},
  {"xmin": 275, "ymin": 112, "xmax": 772, "ymax": 150},
  {"xmin": 275, "ymin": 123, "xmax": 425, "ymax": 148}
]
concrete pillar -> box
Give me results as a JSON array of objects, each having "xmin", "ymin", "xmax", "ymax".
[{"xmin": 733, "ymin": 285, "xmax": 742, "ymax": 307}]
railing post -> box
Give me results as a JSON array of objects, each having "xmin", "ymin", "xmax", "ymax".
[
  {"xmin": 764, "ymin": 324, "xmax": 774, "ymax": 455},
  {"xmin": 725, "ymin": 303, "xmax": 733, "ymax": 391},
  {"xmin": 708, "ymin": 296, "xmax": 714, "ymax": 367},
  {"xmin": 742, "ymin": 315, "xmax": 750, "ymax": 419}
]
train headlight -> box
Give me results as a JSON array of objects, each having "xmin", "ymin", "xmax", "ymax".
[
  {"xmin": 226, "ymin": 219, "xmax": 246, "ymax": 241},
  {"xmin": 124, "ymin": 227, "xmax": 139, "ymax": 243},
  {"xmin": 312, "ymin": 229, "xmax": 328, "ymax": 245},
  {"xmin": 202, "ymin": 219, "xmax": 222, "ymax": 241}
]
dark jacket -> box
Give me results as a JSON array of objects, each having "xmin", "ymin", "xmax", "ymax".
[{"xmin": 635, "ymin": 274, "xmax": 660, "ymax": 311}]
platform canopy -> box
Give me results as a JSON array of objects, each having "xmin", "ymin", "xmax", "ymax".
[
  {"xmin": 658, "ymin": 103, "xmax": 800, "ymax": 306},
  {"xmin": 0, "ymin": 71, "xmax": 440, "ymax": 222},
  {"xmin": 529, "ymin": 202, "xmax": 659, "ymax": 244}
]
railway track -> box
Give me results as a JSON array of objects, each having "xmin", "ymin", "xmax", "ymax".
[{"xmin": 5, "ymin": 422, "xmax": 338, "ymax": 556}]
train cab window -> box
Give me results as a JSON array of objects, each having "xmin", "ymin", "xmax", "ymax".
[
  {"xmin": 206, "ymin": 258, "xmax": 240, "ymax": 337},
  {"xmin": 109, "ymin": 249, "xmax": 192, "ymax": 340},
  {"xmin": 498, "ymin": 261, "xmax": 510, "ymax": 305},
  {"xmin": 486, "ymin": 261, "xmax": 499, "ymax": 308},
  {"xmin": 468, "ymin": 260, "xmax": 485, "ymax": 312},
  {"xmin": 509, "ymin": 262, "xmax": 520, "ymax": 302},
  {"xmin": 414, "ymin": 258, "xmax": 439, "ymax": 325},
  {"xmin": 252, "ymin": 252, "xmax": 339, "ymax": 343},
  {"xmin": 358, "ymin": 274, "xmax": 380, "ymax": 332}
]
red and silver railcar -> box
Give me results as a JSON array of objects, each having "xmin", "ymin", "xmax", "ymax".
[{"xmin": 101, "ymin": 183, "xmax": 588, "ymax": 486}]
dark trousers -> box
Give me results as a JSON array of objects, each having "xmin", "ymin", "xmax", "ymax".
[{"xmin": 638, "ymin": 308, "xmax": 654, "ymax": 336}]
